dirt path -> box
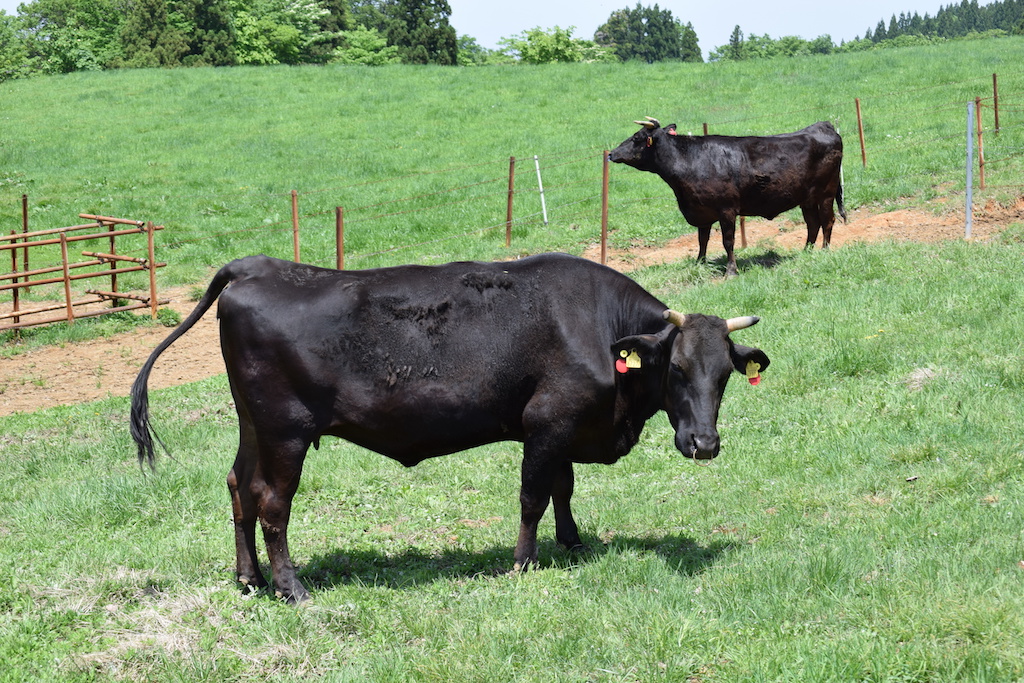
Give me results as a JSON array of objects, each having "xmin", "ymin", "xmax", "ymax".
[{"xmin": 1, "ymin": 203, "xmax": 1018, "ymax": 416}]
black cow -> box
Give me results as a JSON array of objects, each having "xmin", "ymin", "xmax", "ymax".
[
  {"xmin": 131, "ymin": 253, "xmax": 769, "ymax": 602},
  {"xmin": 609, "ymin": 118, "xmax": 846, "ymax": 277}
]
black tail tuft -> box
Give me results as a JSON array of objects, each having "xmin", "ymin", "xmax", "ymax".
[{"xmin": 129, "ymin": 262, "xmax": 238, "ymax": 469}]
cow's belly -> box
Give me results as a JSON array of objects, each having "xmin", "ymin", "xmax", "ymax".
[{"xmin": 324, "ymin": 385, "xmax": 527, "ymax": 465}]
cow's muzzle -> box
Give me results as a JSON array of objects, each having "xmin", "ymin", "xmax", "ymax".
[{"xmin": 679, "ymin": 432, "xmax": 720, "ymax": 465}]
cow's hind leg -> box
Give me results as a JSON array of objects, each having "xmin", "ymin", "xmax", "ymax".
[
  {"xmin": 251, "ymin": 436, "xmax": 311, "ymax": 603},
  {"xmin": 802, "ymin": 204, "xmax": 822, "ymax": 249},
  {"xmin": 551, "ymin": 461, "xmax": 587, "ymax": 553},
  {"xmin": 227, "ymin": 418, "xmax": 267, "ymax": 593},
  {"xmin": 818, "ymin": 199, "xmax": 837, "ymax": 249}
]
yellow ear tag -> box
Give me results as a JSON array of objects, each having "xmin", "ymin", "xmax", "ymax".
[
  {"xmin": 624, "ymin": 349, "xmax": 642, "ymax": 369},
  {"xmin": 746, "ymin": 361, "xmax": 762, "ymax": 386}
]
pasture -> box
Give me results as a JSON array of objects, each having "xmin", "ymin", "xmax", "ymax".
[
  {"xmin": 2, "ymin": 38, "xmax": 1023, "ymax": 288},
  {"xmin": 2, "ymin": 39, "xmax": 1024, "ymax": 681}
]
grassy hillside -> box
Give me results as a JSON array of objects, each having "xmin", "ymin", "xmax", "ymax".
[{"xmin": 1, "ymin": 38, "xmax": 1023, "ymax": 288}]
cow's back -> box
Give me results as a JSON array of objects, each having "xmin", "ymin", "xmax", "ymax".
[{"xmin": 215, "ymin": 254, "xmax": 665, "ymax": 462}]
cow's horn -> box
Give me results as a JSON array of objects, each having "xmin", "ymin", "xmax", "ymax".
[
  {"xmin": 645, "ymin": 116, "xmax": 661, "ymax": 127},
  {"xmin": 663, "ymin": 309, "xmax": 687, "ymax": 327},
  {"xmin": 633, "ymin": 119, "xmax": 658, "ymax": 130},
  {"xmin": 726, "ymin": 316, "xmax": 760, "ymax": 332}
]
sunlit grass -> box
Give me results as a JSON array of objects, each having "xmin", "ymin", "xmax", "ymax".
[{"xmin": 2, "ymin": 234, "xmax": 1023, "ymax": 680}]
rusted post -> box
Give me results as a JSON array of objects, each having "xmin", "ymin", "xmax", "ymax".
[
  {"xmin": 60, "ymin": 232, "xmax": 74, "ymax": 323},
  {"xmin": 601, "ymin": 150, "xmax": 610, "ymax": 266},
  {"xmin": 976, "ymin": 97, "xmax": 985, "ymax": 190},
  {"xmin": 291, "ymin": 190, "xmax": 300, "ymax": 262},
  {"xmin": 106, "ymin": 218, "xmax": 118, "ymax": 297},
  {"xmin": 703, "ymin": 122, "xmax": 708, "ymax": 136},
  {"xmin": 506, "ymin": 156, "xmax": 516, "ymax": 248},
  {"xmin": 147, "ymin": 222, "xmax": 158, "ymax": 319},
  {"xmin": 855, "ymin": 98, "xmax": 867, "ymax": 167},
  {"xmin": 9, "ymin": 230, "xmax": 18, "ymax": 326},
  {"xmin": 992, "ymin": 73, "xmax": 1000, "ymax": 133},
  {"xmin": 342, "ymin": 206, "xmax": 350, "ymax": 270},
  {"xmin": 21, "ymin": 194, "xmax": 29, "ymax": 291}
]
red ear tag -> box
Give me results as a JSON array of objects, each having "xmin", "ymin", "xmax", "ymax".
[{"xmin": 616, "ymin": 358, "xmax": 629, "ymax": 374}]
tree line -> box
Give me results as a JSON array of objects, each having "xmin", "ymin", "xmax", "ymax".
[{"xmin": 1, "ymin": 0, "xmax": 1023, "ymax": 81}]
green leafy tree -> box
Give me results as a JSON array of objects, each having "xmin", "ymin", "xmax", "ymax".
[
  {"xmin": 172, "ymin": 0, "xmax": 236, "ymax": 66},
  {"xmin": 330, "ymin": 24, "xmax": 399, "ymax": 64},
  {"xmin": 118, "ymin": 0, "xmax": 188, "ymax": 67},
  {"xmin": 0, "ymin": 12, "xmax": 32, "ymax": 80},
  {"xmin": 499, "ymin": 25, "xmax": 613, "ymax": 63},
  {"xmin": 349, "ymin": 0, "xmax": 388, "ymax": 33},
  {"xmin": 231, "ymin": 0, "xmax": 326, "ymax": 65},
  {"xmin": 595, "ymin": 3, "xmax": 699, "ymax": 62},
  {"xmin": 678, "ymin": 21, "xmax": 701, "ymax": 62},
  {"xmin": 456, "ymin": 34, "xmax": 504, "ymax": 65},
  {"xmin": 709, "ymin": 24, "xmax": 745, "ymax": 60},
  {"xmin": 386, "ymin": 0, "xmax": 457, "ymax": 65},
  {"xmin": 305, "ymin": 0, "xmax": 352, "ymax": 64},
  {"xmin": 19, "ymin": 0, "xmax": 123, "ymax": 72}
]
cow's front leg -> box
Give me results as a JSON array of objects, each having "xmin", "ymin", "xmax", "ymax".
[
  {"xmin": 551, "ymin": 460, "xmax": 587, "ymax": 553},
  {"xmin": 513, "ymin": 441, "xmax": 558, "ymax": 571},
  {"xmin": 696, "ymin": 224, "xmax": 712, "ymax": 263},
  {"xmin": 719, "ymin": 215, "xmax": 738, "ymax": 277}
]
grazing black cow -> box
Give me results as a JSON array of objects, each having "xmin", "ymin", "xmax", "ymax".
[
  {"xmin": 131, "ymin": 253, "xmax": 769, "ymax": 602},
  {"xmin": 609, "ymin": 118, "xmax": 846, "ymax": 277}
]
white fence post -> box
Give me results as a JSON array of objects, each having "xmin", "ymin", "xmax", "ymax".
[
  {"xmin": 533, "ymin": 155, "xmax": 548, "ymax": 226},
  {"xmin": 965, "ymin": 100, "xmax": 974, "ymax": 239}
]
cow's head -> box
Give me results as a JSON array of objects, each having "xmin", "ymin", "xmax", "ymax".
[
  {"xmin": 612, "ymin": 312, "xmax": 769, "ymax": 464},
  {"xmin": 608, "ymin": 117, "xmax": 677, "ymax": 172}
]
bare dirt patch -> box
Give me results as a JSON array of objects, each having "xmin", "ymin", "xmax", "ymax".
[{"xmin": 1, "ymin": 203, "xmax": 1020, "ymax": 417}]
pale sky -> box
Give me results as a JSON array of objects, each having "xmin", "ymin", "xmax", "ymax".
[
  {"xmin": 0, "ymin": 0, "xmax": 961, "ymax": 59},
  {"xmin": 447, "ymin": 0, "xmax": 958, "ymax": 57}
]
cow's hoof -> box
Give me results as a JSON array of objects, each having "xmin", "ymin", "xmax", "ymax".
[
  {"xmin": 566, "ymin": 543, "xmax": 591, "ymax": 554},
  {"xmin": 512, "ymin": 559, "xmax": 539, "ymax": 573}
]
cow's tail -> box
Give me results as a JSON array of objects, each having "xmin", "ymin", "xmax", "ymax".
[
  {"xmin": 130, "ymin": 262, "xmax": 237, "ymax": 470},
  {"xmin": 836, "ymin": 178, "xmax": 848, "ymax": 223}
]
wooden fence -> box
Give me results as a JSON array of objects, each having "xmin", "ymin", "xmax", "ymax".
[{"xmin": 1, "ymin": 214, "xmax": 166, "ymax": 332}]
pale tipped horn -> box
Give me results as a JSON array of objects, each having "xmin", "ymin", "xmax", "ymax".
[
  {"xmin": 645, "ymin": 116, "xmax": 661, "ymax": 126},
  {"xmin": 726, "ymin": 316, "xmax": 760, "ymax": 332},
  {"xmin": 663, "ymin": 309, "xmax": 688, "ymax": 327},
  {"xmin": 633, "ymin": 118, "xmax": 658, "ymax": 129}
]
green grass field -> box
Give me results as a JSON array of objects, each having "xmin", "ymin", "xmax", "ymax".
[
  {"xmin": 2, "ymin": 39, "xmax": 1024, "ymax": 681},
  {"xmin": 2, "ymin": 38, "xmax": 1023, "ymax": 287}
]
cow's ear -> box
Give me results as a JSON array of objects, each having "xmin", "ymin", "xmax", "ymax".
[
  {"xmin": 730, "ymin": 344, "xmax": 770, "ymax": 383},
  {"xmin": 666, "ymin": 124, "xmax": 678, "ymax": 134},
  {"xmin": 612, "ymin": 330, "xmax": 670, "ymax": 375}
]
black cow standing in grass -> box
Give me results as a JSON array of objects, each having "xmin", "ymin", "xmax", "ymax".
[
  {"xmin": 609, "ymin": 118, "xmax": 846, "ymax": 277},
  {"xmin": 131, "ymin": 253, "xmax": 769, "ymax": 602}
]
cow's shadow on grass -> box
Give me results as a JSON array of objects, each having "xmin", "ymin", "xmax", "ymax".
[
  {"xmin": 297, "ymin": 532, "xmax": 738, "ymax": 593},
  {"xmin": 707, "ymin": 249, "xmax": 792, "ymax": 275}
]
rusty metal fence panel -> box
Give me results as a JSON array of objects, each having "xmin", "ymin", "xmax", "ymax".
[{"xmin": 1, "ymin": 214, "xmax": 166, "ymax": 332}]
